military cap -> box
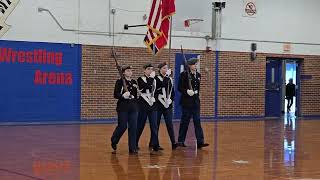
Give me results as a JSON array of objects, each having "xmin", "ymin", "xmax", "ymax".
[
  {"xmin": 121, "ymin": 65, "xmax": 132, "ymax": 72},
  {"xmin": 158, "ymin": 62, "xmax": 167, "ymax": 69},
  {"xmin": 187, "ymin": 58, "xmax": 199, "ymax": 65},
  {"xmin": 143, "ymin": 63, "xmax": 154, "ymax": 69}
]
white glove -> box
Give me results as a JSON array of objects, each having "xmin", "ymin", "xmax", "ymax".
[
  {"xmin": 150, "ymin": 97, "xmax": 156, "ymax": 103},
  {"xmin": 194, "ymin": 90, "xmax": 198, "ymax": 94},
  {"xmin": 167, "ymin": 99, "xmax": 172, "ymax": 104},
  {"xmin": 187, "ymin": 89, "xmax": 195, "ymax": 96},
  {"xmin": 150, "ymin": 71, "xmax": 156, "ymax": 78},
  {"xmin": 166, "ymin": 69, "xmax": 172, "ymax": 76},
  {"xmin": 122, "ymin": 91, "xmax": 131, "ymax": 99}
]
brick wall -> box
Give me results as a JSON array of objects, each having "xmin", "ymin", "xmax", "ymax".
[
  {"xmin": 217, "ymin": 52, "xmax": 320, "ymax": 117},
  {"xmin": 81, "ymin": 45, "xmax": 215, "ymax": 119},
  {"xmin": 300, "ymin": 56, "xmax": 320, "ymax": 116},
  {"xmin": 218, "ymin": 52, "xmax": 266, "ymax": 117},
  {"xmin": 81, "ymin": 45, "xmax": 320, "ymax": 120}
]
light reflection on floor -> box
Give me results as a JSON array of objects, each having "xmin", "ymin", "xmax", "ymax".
[{"xmin": 1, "ymin": 115, "xmax": 320, "ymax": 180}]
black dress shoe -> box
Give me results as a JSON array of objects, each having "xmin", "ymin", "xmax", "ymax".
[
  {"xmin": 111, "ymin": 143, "xmax": 117, "ymax": 151},
  {"xmin": 178, "ymin": 142, "xmax": 187, "ymax": 147},
  {"xmin": 149, "ymin": 145, "xmax": 163, "ymax": 150},
  {"xmin": 150, "ymin": 149, "xmax": 162, "ymax": 155},
  {"xmin": 172, "ymin": 143, "xmax": 178, "ymax": 150},
  {"xmin": 129, "ymin": 150, "xmax": 138, "ymax": 155},
  {"xmin": 153, "ymin": 146, "xmax": 159, "ymax": 151},
  {"xmin": 197, "ymin": 143, "xmax": 209, "ymax": 149}
]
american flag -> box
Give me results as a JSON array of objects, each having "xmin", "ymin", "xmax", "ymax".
[{"xmin": 144, "ymin": 0, "xmax": 175, "ymax": 55}]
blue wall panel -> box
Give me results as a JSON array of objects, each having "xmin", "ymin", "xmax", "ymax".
[{"xmin": 0, "ymin": 40, "xmax": 81, "ymax": 122}]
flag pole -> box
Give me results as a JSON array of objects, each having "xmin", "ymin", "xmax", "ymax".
[
  {"xmin": 152, "ymin": 42, "xmax": 156, "ymax": 63},
  {"xmin": 168, "ymin": 16, "xmax": 173, "ymax": 68},
  {"xmin": 166, "ymin": 16, "xmax": 173, "ymax": 99}
]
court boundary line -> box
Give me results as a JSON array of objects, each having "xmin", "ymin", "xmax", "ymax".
[{"xmin": 1, "ymin": 115, "xmax": 319, "ymax": 126}]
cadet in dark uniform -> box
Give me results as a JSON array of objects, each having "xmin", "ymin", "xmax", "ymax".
[
  {"xmin": 136, "ymin": 63, "xmax": 160, "ymax": 153},
  {"xmin": 152, "ymin": 62, "xmax": 178, "ymax": 150},
  {"xmin": 111, "ymin": 65, "xmax": 138, "ymax": 154},
  {"xmin": 177, "ymin": 58, "xmax": 209, "ymax": 149}
]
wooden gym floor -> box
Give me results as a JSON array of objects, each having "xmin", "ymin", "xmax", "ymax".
[{"xmin": 0, "ymin": 114, "xmax": 320, "ymax": 180}]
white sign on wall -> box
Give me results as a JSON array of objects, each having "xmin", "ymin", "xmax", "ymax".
[
  {"xmin": 243, "ymin": 0, "xmax": 257, "ymax": 18},
  {"xmin": 283, "ymin": 43, "xmax": 292, "ymax": 53},
  {"xmin": 0, "ymin": 0, "xmax": 20, "ymax": 37}
]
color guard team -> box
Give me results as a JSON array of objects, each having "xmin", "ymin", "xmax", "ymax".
[{"xmin": 111, "ymin": 57, "xmax": 209, "ymax": 155}]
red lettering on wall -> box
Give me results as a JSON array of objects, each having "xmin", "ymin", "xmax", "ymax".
[
  {"xmin": 65, "ymin": 73, "xmax": 73, "ymax": 85},
  {"xmin": 11, "ymin": 50, "xmax": 17, "ymax": 63},
  {"xmin": 26, "ymin": 52, "xmax": 33, "ymax": 63},
  {"xmin": 0, "ymin": 48, "xmax": 11, "ymax": 62},
  {"xmin": 48, "ymin": 72, "xmax": 56, "ymax": 84},
  {"xmin": 34, "ymin": 70, "xmax": 42, "ymax": 85},
  {"xmin": 18, "ymin": 51, "xmax": 25, "ymax": 63},
  {"xmin": 38, "ymin": 49, "xmax": 43, "ymax": 64},
  {"xmin": 42, "ymin": 49, "xmax": 47, "ymax": 64},
  {"xmin": 34, "ymin": 70, "xmax": 73, "ymax": 86},
  {"xmin": 55, "ymin": 52, "xmax": 63, "ymax": 66},
  {"xmin": 0, "ymin": 48, "xmax": 64, "ymax": 67},
  {"xmin": 56, "ymin": 73, "xmax": 65, "ymax": 85},
  {"xmin": 47, "ymin": 52, "xmax": 55, "ymax": 64},
  {"xmin": 33, "ymin": 49, "xmax": 38, "ymax": 63}
]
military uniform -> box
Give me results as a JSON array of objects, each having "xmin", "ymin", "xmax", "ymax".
[
  {"xmin": 136, "ymin": 63, "xmax": 160, "ymax": 151},
  {"xmin": 177, "ymin": 58, "xmax": 209, "ymax": 149},
  {"xmin": 111, "ymin": 65, "xmax": 138, "ymax": 153},
  {"xmin": 152, "ymin": 62, "xmax": 177, "ymax": 150}
]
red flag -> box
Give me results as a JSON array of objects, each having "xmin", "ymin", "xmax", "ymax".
[
  {"xmin": 184, "ymin": 20, "xmax": 190, "ymax": 27},
  {"xmin": 144, "ymin": 0, "xmax": 175, "ymax": 55}
]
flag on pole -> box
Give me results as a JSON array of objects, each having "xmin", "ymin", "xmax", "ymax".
[{"xmin": 144, "ymin": 0, "xmax": 175, "ymax": 55}]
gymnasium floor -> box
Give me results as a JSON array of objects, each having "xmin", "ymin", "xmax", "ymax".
[{"xmin": 0, "ymin": 114, "xmax": 320, "ymax": 180}]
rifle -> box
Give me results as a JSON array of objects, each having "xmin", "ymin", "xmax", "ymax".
[
  {"xmin": 112, "ymin": 48, "xmax": 128, "ymax": 92},
  {"xmin": 180, "ymin": 46, "xmax": 193, "ymax": 90}
]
